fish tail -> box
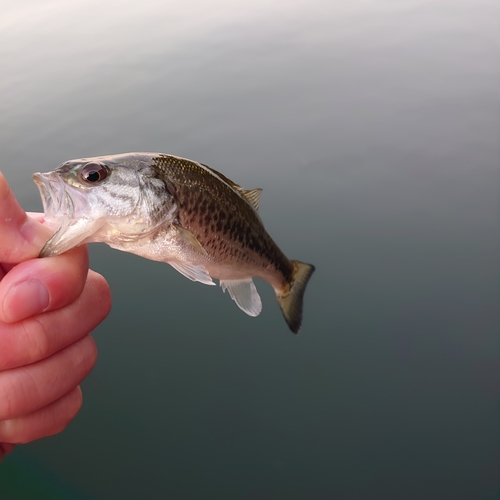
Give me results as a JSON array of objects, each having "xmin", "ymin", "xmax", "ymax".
[{"xmin": 277, "ymin": 260, "xmax": 315, "ymax": 334}]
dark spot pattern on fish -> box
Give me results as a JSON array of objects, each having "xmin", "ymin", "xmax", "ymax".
[
  {"xmin": 150, "ymin": 153, "xmax": 295, "ymax": 283},
  {"xmin": 34, "ymin": 152, "xmax": 314, "ymax": 333}
]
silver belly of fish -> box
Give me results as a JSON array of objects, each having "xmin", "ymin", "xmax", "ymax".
[{"xmin": 33, "ymin": 152, "xmax": 315, "ymax": 333}]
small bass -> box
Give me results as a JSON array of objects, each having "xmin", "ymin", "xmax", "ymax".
[{"xmin": 33, "ymin": 153, "xmax": 315, "ymax": 333}]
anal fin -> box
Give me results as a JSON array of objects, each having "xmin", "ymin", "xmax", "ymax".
[{"xmin": 220, "ymin": 279, "xmax": 262, "ymax": 317}]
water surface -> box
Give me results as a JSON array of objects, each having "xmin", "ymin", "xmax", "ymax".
[{"xmin": 0, "ymin": 0, "xmax": 498, "ymax": 498}]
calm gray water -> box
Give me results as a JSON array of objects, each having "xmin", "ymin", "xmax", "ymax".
[{"xmin": 1, "ymin": 0, "xmax": 499, "ymax": 498}]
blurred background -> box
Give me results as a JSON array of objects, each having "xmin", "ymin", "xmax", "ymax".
[{"xmin": 0, "ymin": 0, "xmax": 498, "ymax": 498}]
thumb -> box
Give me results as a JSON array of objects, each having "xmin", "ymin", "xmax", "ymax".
[{"xmin": 0, "ymin": 172, "xmax": 52, "ymax": 264}]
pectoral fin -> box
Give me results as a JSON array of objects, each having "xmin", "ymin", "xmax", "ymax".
[
  {"xmin": 176, "ymin": 225, "xmax": 208, "ymax": 256},
  {"xmin": 220, "ymin": 279, "xmax": 262, "ymax": 317},
  {"xmin": 39, "ymin": 218, "xmax": 103, "ymax": 257},
  {"xmin": 169, "ymin": 261, "xmax": 215, "ymax": 285}
]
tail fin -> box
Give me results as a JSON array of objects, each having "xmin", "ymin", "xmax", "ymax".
[{"xmin": 277, "ymin": 260, "xmax": 315, "ymax": 334}]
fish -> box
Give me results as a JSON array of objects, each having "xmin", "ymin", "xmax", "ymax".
[{"xmin": 33, "ymin": 153, "xmax": 315, "ymax": 333}]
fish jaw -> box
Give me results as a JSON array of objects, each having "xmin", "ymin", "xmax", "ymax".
[
  {"xmin": 33, "ymin": 171, "xmax": 96, "ymax": 221},
  {"xmin": 33, "ymin": 171, "xmax": 104, "ymax": 257},
  {"xmin": 39, "ymin": 218, "xmax": 104, "ymax": 257},
  {"xmin": 33, "ymin": 171, "xmax": 67, "ymax": 225}
]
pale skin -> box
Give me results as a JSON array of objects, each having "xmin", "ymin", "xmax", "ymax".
[{"xmin": 0, "ymin": 172, "xmax": 111, "ymax": 461}]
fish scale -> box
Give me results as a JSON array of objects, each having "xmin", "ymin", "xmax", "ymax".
[
  {"xmin": 33, "ymin": 152, "xmax": 315, "ymax": 333},
  {"xmin": 152, "ymin": 154, "xmax": 286, "ymax": 274}
]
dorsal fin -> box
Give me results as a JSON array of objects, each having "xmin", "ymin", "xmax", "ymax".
[
  {"xmin": 241, "ymin": 188, "xmax": 262, "ymax": 212},
  {"xmin": 200, "ymin": 163, "xmax": 262, "ymax": 212},
  {"xmin": 200, "ymin": 163, "xmax": 243, "ymax": 191}
]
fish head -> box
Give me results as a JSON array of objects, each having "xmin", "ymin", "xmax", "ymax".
[{"xmin": 33, "ymin": 153, "xmax": 173, "ymax": 257}]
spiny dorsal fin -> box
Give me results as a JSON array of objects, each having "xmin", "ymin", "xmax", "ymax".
[
  {"xmin": 200, "ymin": 163, "xmax": 262, "ymax": 212},
  {"xmin": 241, "ymin": 188, "xmax": 262, "ymax": 212},
  {"xmin": 200, "ymin": 163, "xmax": 244, "ymax": 191}
]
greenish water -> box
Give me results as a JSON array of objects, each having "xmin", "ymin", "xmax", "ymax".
[{"xmin": 0, "ymin": 0, "xmax": 499, "ymax": 498}]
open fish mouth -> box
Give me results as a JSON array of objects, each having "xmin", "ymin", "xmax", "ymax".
[
  {"xmin": 32, "ymin": 171, "xmax": 73, "ymax": 222},
  {"xmin": 32, "ymin": 171, "xmax": 93, "ymax": 222},
  {"xmin": 32, "ymin": 171, "xmax": 102, "ymax": 257}
]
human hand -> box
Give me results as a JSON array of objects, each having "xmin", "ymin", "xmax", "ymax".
[{"xmin": 0, "ymin": 172, "xmax": 111, "ymax": 460}]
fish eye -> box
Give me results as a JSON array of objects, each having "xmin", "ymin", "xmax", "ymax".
[{"xmin": 79, "ymin": 162, "xmax": 109, "ymax": 184}]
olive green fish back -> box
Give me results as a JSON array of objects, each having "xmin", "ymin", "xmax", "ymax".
[{"xmin": 150, "ymin": 154, "xmax": 294, "ymax": 281}]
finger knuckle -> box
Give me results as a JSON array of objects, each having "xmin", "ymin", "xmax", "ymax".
[
  {"xmin": 70, "ymin": 336, "xmax": 98, "ymax": 381},
  {"xmin": 89, "ymin": 271, "xmax": 112, "ymax": 318},
  {"xmin": 55, "ymin": 388, "xmax": 83, "ymax": 435},
  {"xmin": 82, "ymin": 336, "xmax": 98, "ymax": 371},
  {"xmin": 66, "ymin": 387, "xmax": 83, "ymax": 422},
  {"xmin": 0, "ymin": 376, "xmax": 19, "ymax": 421},
  {"xmin": 22, "ymin": 317, "xmax": 50, "ymax": 363},
  {"xmin": 0, "ymin": 418, "xmax": 17, "ymax": 443}
]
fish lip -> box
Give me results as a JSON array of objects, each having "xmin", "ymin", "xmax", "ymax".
[
  {"xmin": 32, "ymin": 172, "xmax": 94, "ymax": 257},
  {"xmin": 32, "ymin": 173, "xmax": 49, "ymax": 209},
  {"xmin": 32, "ymin": 172, "xmax": 63, "ymax": 220},
  {"xmin": 32, "ymin": 171, "xmax": 79, "ymax": 221}
]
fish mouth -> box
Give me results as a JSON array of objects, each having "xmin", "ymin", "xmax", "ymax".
[
  {"xmin": 32, "ymin": 172, "xmax": 72, "ymax": 222},
  {"xmin": 32, "ymin": 172, "xmax": 100, "ymax": 257}
]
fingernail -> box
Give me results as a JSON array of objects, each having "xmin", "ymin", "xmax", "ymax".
[{"xmin": 2, "ymin": 279, "xmax": 50, "ymax": 322}]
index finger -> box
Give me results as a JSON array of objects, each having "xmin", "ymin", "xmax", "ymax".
[{"xmin": 0, "ymin": 172, "xmax": 52, "ymax": 264}]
